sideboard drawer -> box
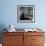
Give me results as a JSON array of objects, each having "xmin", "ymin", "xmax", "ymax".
[
  {"xmin": 3, "ymin": 32, "xmax": 23, "ymax": 36},
  {"xmin": 24, "ymin": 32, "xmax": 44, "ymax": 36},
  {"xmin": 32, "ymin": 36, "xmax": 45, "ymax": 44}
]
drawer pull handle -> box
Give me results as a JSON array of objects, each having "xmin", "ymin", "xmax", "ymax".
[
  {"xmin": 32, "ymin": 39, "xmax": 36, "ymax": 40},
  {"xmin": 9, "ymin": 38, "xmax": 12, "ymax": 40},
  {"xmin": 9, "ymin": 38, "xmax": 13, "ymax": 40}
]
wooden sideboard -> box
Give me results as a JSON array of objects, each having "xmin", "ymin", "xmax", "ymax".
[{"xmin": 2, "ymin": 32, "xmax": 45, "ymax": 46}]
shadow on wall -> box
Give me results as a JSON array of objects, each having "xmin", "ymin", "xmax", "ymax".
[{"xmin": 0, "ymin": 24, "xmax": 7, "ymax": 43}]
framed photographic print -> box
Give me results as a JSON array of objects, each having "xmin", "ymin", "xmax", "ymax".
[{"xmin": 17, "ymin": 5, "xmax": 35, "ymax": 23}]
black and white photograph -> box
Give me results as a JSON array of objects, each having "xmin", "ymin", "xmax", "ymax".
[{"xmin": 17, "ymin": 5, "xmax": 35, "ymax": 23}]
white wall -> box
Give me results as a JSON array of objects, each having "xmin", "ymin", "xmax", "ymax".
[{"xmin": 0, "ymin": 0, "xmax": 46, "ymax": 29}]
